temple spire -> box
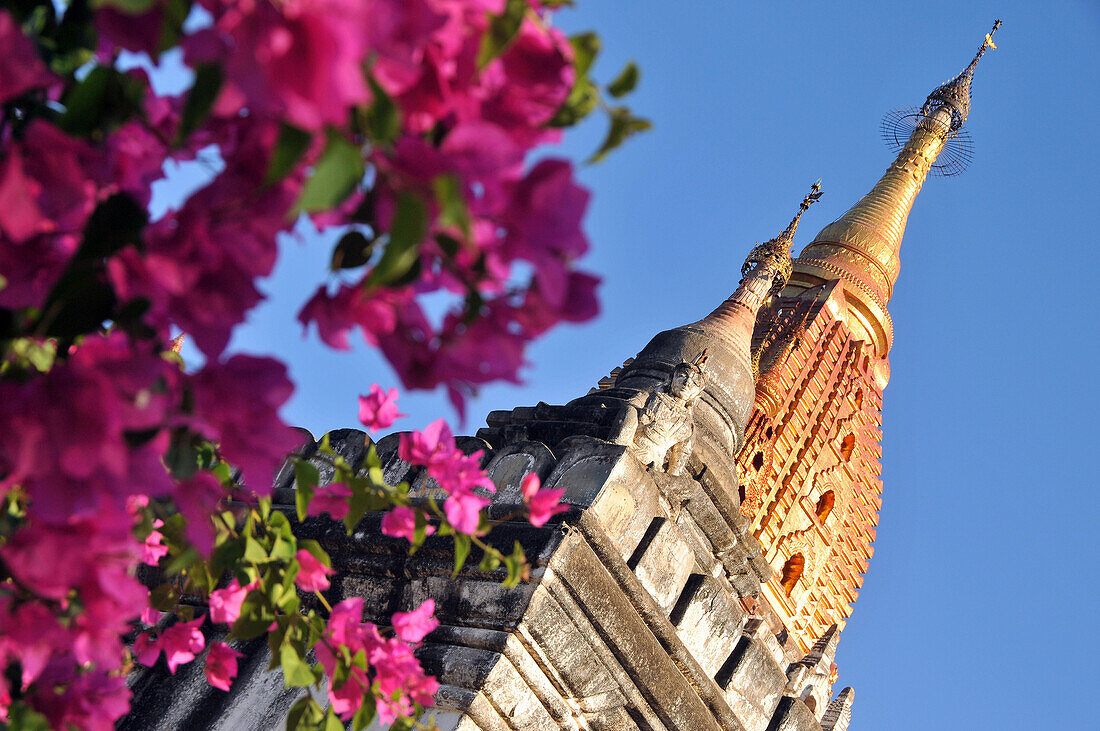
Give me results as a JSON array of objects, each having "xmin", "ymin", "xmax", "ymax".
[
  {"xmin": 790, "ymin": 21, "xmax": 1001, "ymax": 356},
  {"xmin": 739, "ymin": 180, "xmax": 824, "ymax": 307},
  {"xmin": 921, "ymin": 19, "xmax": 1002, "ymax": 131},
  {"xmin": 704, "ymin": 180, "xmax": 825, "ymax": 320}
]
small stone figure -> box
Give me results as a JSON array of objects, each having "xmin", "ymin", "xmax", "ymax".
[{"xmin": 616, "ymin": 350, "xmax": 709, "ymax": 476}]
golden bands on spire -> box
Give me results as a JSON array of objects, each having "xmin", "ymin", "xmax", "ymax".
[{"xmin": 789, "ymin": 21, "xmax": 1000, "ymax": 357}]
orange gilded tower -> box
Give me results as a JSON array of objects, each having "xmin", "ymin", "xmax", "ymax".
[{"xmin": 737, "ymin": 21, "xmax": 1002, "ymax": 652}]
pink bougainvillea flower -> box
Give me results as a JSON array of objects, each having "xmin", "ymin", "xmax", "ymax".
[
  {"xmin": 157, "ymin": 617, "xmax": 206, "ymax": 673},
  {"xmin": 173, "ymin": 471, "xmax": 227, "ymax": 557},
  {"xmin": 186, "ymin": 0, "xmax": 372, "ymax": 131},
  {"xmin": 521, "ymin": 473, "xmax": 567, "ymax": 527},
  {"xmin": 443, "ymin": 488, "xmax": 489, "ymax": 535},
  {"xmin": 357, "ymin": 384, "xmax": 406, "ymax": 432},
  {"xmin": 428, "ymin": 448, "xmax": 495, "ymax": 495},
  {"xmin": 204, "ymin": 642, "xmax": 244, "ymax": 692},
  {"xmin": 380, "ymin": 505, "xmax": 434, "ymax": 543},
  {"xmin": 307, "ymin": 482, "xmax": 353, "ymax": 521},
  {"xmin": 140, "ymin": 520, "xmax": 169, "ymax": 566},
  {"xmin": 187, "ymin": 355, "xmax": 302, "ymax": 492},
  {"xmin": 0, "ymin": 10, "xmax": 57, "ymax": 105},
  {"xmin": 140, "ymin": 607, "xmax": 160, "ymax": 626},
  {"xmin": 294, "ymin": 549, "xmax": 334, "ymax": 592},
  {"xmin": 391, "ymin": 599, "xmax": 438, "ymax": 643},
  {"xmin": 398, "ymin": 418, "xmax": 454, "ymax": 467},
  {"xmin": 297, "ymin": 285, "xmax": 357, "ymax": 350},
  {"xmin": 313, "ymin": 595, "xmax": 437, "ymax": 723},
  {"xmin": 94, "ymin": 4, "xmax": 165, "ymax": 59},
  {"xmin": 132, "ymin": 631, "xmax": 161, "ymax": 668},
  {"xmin": 209, "ymin": 578, "xmax": 254, "ymax": 625},
  {"xmin": 479, "ymin": 18, "xmax": 574, "ymax": 143}
]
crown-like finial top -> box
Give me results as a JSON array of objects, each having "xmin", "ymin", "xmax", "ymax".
[
  {"xmin": 741, "ymin": 180, "xmax": 824, "ymax": 294},
  {"xmin": 921, "ymin": 20, "xmax": 1001, "ymax": 131}
]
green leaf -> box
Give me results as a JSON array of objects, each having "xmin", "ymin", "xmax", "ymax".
[
  {"xmin": 294, "ymin": 131, "xmax": 364, "ymax": 214},
  {"xmin": 286, "ymin": 697, "xmax": 325, "ymax": 730},
  {"xmin": 265, "ymin": 123, "xmax": 312, "ymax": 185},
  {"xmin": 569, "ymin": 32, "xmax": 600, "ymax": 76},
  {"xmin": 364, "ymin": 75, "xmax": 400, "ymax": 145},
  {"xmin": 607, "ymin": 61, "xmax": 639, "ymax": 97},
  {"xmin": 452, "ymin": 533, "xmax": 471, "ymax": 576},
  {"xmin": 549, "ymin": 33, "xmax": 601, "ymax": 128},
  {"xmin": 477, "ymin": 0, "xmax": 527, "ymax": 67},
  {"xmin": 279, "ymin": 644, "xmax": 316, "ymax": 687},
  {"xmin": 587, "ymin": 107, "xmax": 652, "ymax": 164},
  {"xmin": 297, "ymin": 539, "xmax": 331, "ymax": 568},
  {"xmin": 330, "ymin": 230, "xmax": 375, "ymax": 270},
  {"xmin": 92, "ymin": 0, "xmax": 158, "ymax": 11},
  {"xmin": 50, "ymin": 0, "xmax": 97, "ymax": 75},
  {"xmin": 503, "ymin": 541, "xmax": 527, "ymax": 588},
  {"xmin": 4, "ymin": 701, "xmax": 53, "ymax": 731},
  {"xmin": 294, "ymin": 460, "xmax": 319, "ymax": 522},
  {"xmin": 343, "ymin": 480, "xmax": 371, "ymax": 533},
  {"xmin": 351, "ymin": 694, "xmax": 377, "ymax": 731},
  {"xmin": 432, "ymin": 174, "xmax": 470, "ymax": 239},
  {"xmin": 233, "ymin": 593, "xmax": 277, "ymax": 640},
  {"xmin": 270, "ymin": 535, "xmax": 297, "ymax": 561},
  {"xmin": 365, "ymin": 444, "xmax": 382, "ymax": 470},
  {"xmin": 80, "ymin": 193, "xmax": 148, "ymax": 260},
  {"xmin": 57, "ymin": 66, "xmax": 145, "ymax": 136},
  {"xmin": 244, "ymin": 535, "xmax": 268, "ymax": 563},
  {"xmin": 165, "ymin": 430, "xmax": 201, "ymax": 480},
  {"xmin": 149, "ymin": 582, "xmax": 178, "ymax": 611},
  {"xmin": 323, "ymin": 709, "xmax": 344, "ymax": 731},
  {"xmin": 549, "ymin": 77, "xmax": 598, "ymax": 127},
  {"xmin": 410, "ymin": 510, "xmax": 431, "ymax": 554},
  {"xmin": 364, "ymin": 193, "xmax": 427, "ymax": 288},
  {"xmin": 176, "ymin": 64, "xmax": 223, "ymax": 145},
  {"xmin": 164, "ymin": 546, "xmax": 199, "ymax": 576},
  {"xmin": 478, "ymin": 551, "xmax": 501, "ymax": 572},
  {"xmin": 156, "ymin": 0, "xmax": 190, "ymax": 55}
]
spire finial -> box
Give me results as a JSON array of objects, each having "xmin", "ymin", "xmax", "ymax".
[
  {"xmin": 741, "ymin": 181, "xmax": 824, "ymax": 294},
  {"xmin": 921, "ymin": 20, "xmax": 1002, "ymax": 131}
]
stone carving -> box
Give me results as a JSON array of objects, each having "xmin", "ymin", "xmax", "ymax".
[{"xmin": 614, "ymin": 350, "xmax": 708, "ymax": 476}]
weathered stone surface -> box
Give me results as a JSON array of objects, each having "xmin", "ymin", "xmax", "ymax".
[
  {"xmin": 630, "ymin": 517, "xmax": 695, "ymax": 614},
  {"xmin": 522, "ymin": 584, "xmax": 624, "ymax": 704},
  {"xmin": 561, "ymin": 517, "xmax": 747, "ymax": 730},
  {"xmin": 545, "ymin": 439, "xmax": 660, "ymax": 561},
  {"xmin": 718, "ymin": 635, "xmax": 787, "ymax": 730},
  {"xmin": 766, "ymin": 696, "xmax": 822, "ymax": 731},
  {"xmin": 374, "ymin": 431, "xmax": 419, "ymax": 487},
  {"xmin": 672, "ymin": 575, "xmax": 747, "ymax": 676},
  {"xmin": 485, "ymin": 441, "xmax": 557, "ymax": 518}
]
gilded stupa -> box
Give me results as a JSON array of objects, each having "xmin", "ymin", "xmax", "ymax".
[{"xmin": 121, "ymin": 22, "xmax": 1000, "ymax": 731}]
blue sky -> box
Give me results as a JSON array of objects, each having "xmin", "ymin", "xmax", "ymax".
[{"xmin": 166, "ymin": 2, "xmax": 1099, "ymax": 727}]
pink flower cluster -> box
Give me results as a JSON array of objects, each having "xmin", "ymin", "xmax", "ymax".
[
  {"xmin": 134, "ymin": 617, "xmax": 243, "ymax": 693},
  {"xmin": 0, "ymin": 331, "xmax": 298, "ymax": 724},
  {"xmin": 397, "ymin": 419, "xmax": 495, "ymax": 533},
  {"xmin": 134, "ymin": 579, "xmax": 252, "ymax": 692},
  {"xmin": 315, "ymin": 597, "xmax": 439, "ymax": 723},
  {"xmin": 520, "ymin": 473, "xmax": 567, "ymax": 527},
  {"xmin": 293, "ymin": 1, "xmax": 600, "ymax": 413},
  {"xmin": 1, "ymin": 0, "xmax": 603, "ymax": 724}
]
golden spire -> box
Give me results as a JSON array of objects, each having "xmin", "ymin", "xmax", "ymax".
[{"xmin": 790, "ymin": 21, "xmax": 1001, "ymax": 356}]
